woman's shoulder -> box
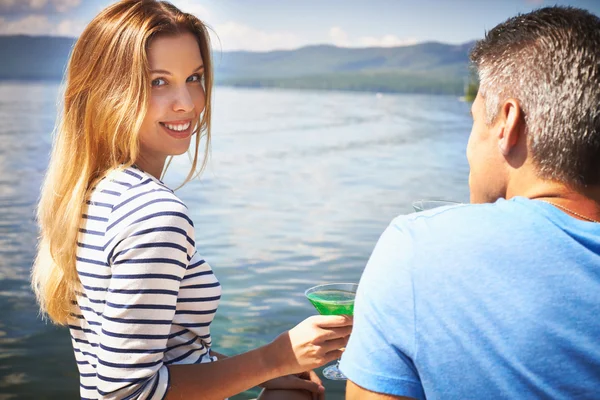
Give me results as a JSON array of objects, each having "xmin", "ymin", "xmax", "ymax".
[{"xmin": 96, "ymin": 166, "xmax": 190, "ymax": 224}]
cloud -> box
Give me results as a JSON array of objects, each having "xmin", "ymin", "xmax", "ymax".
[
  {"xmin": 329, "ymin": 26, "xmax": 417, "ymax": 48},
  {"xmin": 211, "ymin": 21, "xmax": 304, "ymax": 52},
  {"xmin": 0, "ymin": 15, "xmax": 53, "ymax": 34},
  {"xmin": 0, "ymin": 14, "xmax": 84, "ymax": 36},
  {"xmin": 168, "ymin": 0, "xmax": 210, "ymax": 20},
  {"xmin": 0, "ymin": 0, "xmax": 81, "ymax": 14},
  {"xmin": 55, "ymin": 17, "xmax": 86, "ymax": 36},
  {"xmin": 525, "ymin": 0, "xmax": 544, "ymax": 4},
  {"xmin": 159, "ymin": 3, "xmax": 304, "ymax": 52},
  {"xmin": 204, "ymin": 23, "xmax": 417, "ymax": 52},
  {"xmin": 329, "ymin": 26, "xmax": 350, "ymax": 47},
  {"xmin": 357, "ymin": 34, "xmax": 418, "ymax": 48},
  {"xmin": 53, "ymin": 0, "xmax": 79, "ymax": 13}
]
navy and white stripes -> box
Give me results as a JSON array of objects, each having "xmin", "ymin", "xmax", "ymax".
[{"xmin": 70, "ymin": 166, "xmax": 221, "ymax": 400}]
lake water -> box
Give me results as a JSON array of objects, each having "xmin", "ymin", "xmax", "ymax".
[{"xmin": 0, "ymin": 83, "xmax": 471, "ymax": 399}]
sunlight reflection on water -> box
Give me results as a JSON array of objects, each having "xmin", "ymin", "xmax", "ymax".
[{"xmin": 0, "ymin": 84, "xmax": 471, "ymax": 399}]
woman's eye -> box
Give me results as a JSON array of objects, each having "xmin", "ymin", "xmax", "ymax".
[
  {"xmin": 187, "ymin": 74, "xmax": 203, "ymax": 83},
  {"xmin": 151, "ymin": 78, "xmax": 166, "ymax": 87}
]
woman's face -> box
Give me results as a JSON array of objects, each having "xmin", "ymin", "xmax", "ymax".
[{"xmin": 137, "ymin": 32, "xmax": 205, "ymax": 173}]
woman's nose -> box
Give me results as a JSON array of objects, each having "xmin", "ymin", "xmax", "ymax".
[{"xmin": 172, "ymin": 86, "xmax": 194, "ymax": 113}]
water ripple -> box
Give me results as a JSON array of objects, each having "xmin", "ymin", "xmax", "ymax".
[{"xmin": 0, "ymin": 84, "xmax": 471, "ymax": 399}]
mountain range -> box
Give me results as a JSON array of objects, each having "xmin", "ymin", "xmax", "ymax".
[{"xmin": 0, "ymin": 35, "xmax": 476, "ymax": 95}]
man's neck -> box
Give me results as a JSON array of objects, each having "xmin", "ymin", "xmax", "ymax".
[{"xmin": 505, "ymin": 168, "xmax": 600, "ymax": 222}]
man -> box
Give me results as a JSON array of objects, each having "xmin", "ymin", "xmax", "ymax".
[{"xmin": 340, "ymin": 6, "xmax": 600, "ymax": 399}]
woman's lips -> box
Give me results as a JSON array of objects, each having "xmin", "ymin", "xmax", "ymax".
[{"xmin": 159, "ymin": 120, "xmax": 193, "ymax": 139}]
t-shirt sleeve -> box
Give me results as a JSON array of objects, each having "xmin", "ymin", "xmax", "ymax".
[
  {"xmin": 96, "ymin": 195, "xmax": 195, "ymax": 400},
  {"xmin": 339, "ymin": 217, "xmax": 426, "ymax": 399}
]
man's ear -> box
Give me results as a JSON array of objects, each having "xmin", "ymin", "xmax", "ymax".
[{"xmin": 496, "ymin": 98, "xmax": 523, "ymax": 156}]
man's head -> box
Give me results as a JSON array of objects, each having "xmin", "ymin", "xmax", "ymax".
[{"xmin": 467, "ymin": 7, "xmax": 600, "ymax": 203}]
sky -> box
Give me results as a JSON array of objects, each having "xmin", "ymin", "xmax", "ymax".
[{"xmin": 0, "ymin": 0, "xmax": 599, "ymax": 52}]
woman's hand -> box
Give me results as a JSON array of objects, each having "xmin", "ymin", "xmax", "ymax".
[
  {"xmin": 260, "ymin": 370, "xmax": 325, "ymax": 400},
  {"xmin": 266, "ymin": 315, "xmax": 353, "ymax": 376}
]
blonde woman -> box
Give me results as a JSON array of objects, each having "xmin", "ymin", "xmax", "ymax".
[{"xmin": 32, "ymin": 1, "xmax": 352, "ymax": 399}]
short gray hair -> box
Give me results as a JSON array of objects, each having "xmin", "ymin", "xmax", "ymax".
[{"xmin": 470, "ymin": 7, "xmax": 600, "ymax": 186}]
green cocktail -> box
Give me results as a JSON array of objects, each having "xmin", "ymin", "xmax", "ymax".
[
  {"xmin": 306, "ymin": 289, "xmax": 355, "ymax": 315},
  {"xmin": 305, "ymin": 283, "xmax": 358, "ymax": 380}
]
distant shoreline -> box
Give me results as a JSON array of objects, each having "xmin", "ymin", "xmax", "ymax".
[
  {"xmin": 1, "ymin": 35, "xmax": 472, "ymax": 97},
  {"xmin": 0, "ymin": 79, "xmax": 465, "ymax": 96}
]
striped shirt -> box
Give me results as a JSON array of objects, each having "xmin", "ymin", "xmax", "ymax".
[{"xmin": 69, "ymin": 165, "xmax": 221, "ymax": 400}]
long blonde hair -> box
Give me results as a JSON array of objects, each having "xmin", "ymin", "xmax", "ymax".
[{"xmin": 32, "ymin": 0, "xmax": 214, "ymax": 325}]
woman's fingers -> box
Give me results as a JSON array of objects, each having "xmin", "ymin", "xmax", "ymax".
[
  {"xmin": 293, "ymin": 371, "xmax": 324, "ymax": 400},
  {"xmin": 276, "ymin": 314, "xmax": 354, "ymax": 375},
  {"xmin": 289, "ymin": 375, "xmax": 323, "ymax": 395},
  {"xmin": 317, "ymin": 325, "xmax": 352, "ymax": 342},
  {"xmin": 309, "ymin": 315, "xmax": 353, "ymax": 342},
  {"xmin": 307, "ymin": 370, "xmax": 323, "ymax": 387},
  {"xmin": 323, "ymin": 349, "xmax": 343, "ymax": 364},
  {"xmin": 306, "ymin": 370, "xmax": 324, "ymax": 400},
  {"xmin": 309, "ymin": 314, "xmax": 353, "ymax": 328},
  {"xmin": 321, "ymin": 336, "xmax": 349, "ymax": 353}
]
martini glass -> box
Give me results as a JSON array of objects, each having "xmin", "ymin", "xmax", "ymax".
[
  {"xmin": 412, "ymin": 199, "xmax": 462, "ymax": 212},
  {"xmin": 304, "ymin": 283, "xmax": 358, "ymax": 380}
]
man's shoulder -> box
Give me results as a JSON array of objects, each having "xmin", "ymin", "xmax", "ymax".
[
  {"xmin": 390, "ymin": 197, "xmax": 538, "ymax": 237},
  {"xmin": 376, "ymin": 197, "xmax": 555, "ymax": 273},
  {"xmin": 370, "ymin": 197, "xmax": 573, "ymax": 285}
]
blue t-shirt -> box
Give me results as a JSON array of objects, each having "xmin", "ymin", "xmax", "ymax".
[{"xmin": 340, "ymin": 197, "xmax": 600, "ymax": 399}]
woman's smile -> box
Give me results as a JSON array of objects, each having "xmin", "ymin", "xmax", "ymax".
[{"xmin": 159, "ymin": 119, "xmax": 194, "ymax": 139}]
